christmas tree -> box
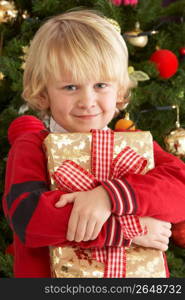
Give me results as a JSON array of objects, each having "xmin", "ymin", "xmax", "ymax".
[{"xmin": 0, "ymin": 0, "xmax": 185, "ymax": 277}]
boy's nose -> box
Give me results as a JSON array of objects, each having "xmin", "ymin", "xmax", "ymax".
[{"xmin": 77, "ymin": 88, "xmax": 97, "ymax": 109}]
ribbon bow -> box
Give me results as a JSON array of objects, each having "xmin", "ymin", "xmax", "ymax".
[{"xmin": 53, "ymin": 129, "xmax": 147, "ymax": 277}]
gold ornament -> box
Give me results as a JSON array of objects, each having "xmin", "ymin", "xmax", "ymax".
[
  {"xmin": 20, "ymin": 45, "xmax": 29, "ymax": 69},
  {"xmin": 125, "ymin": 22, "xmax": 148, "ymax": 47},
  {"xmin": 164, "ymin": 128, "xmax": 185, "ymax": 158},
  {"xmin": 0, "ymin": 1, "xmax": 17, "ymax": 23},
  {"xmin": 22, "ymin": 10, "xmax": 29, "ymax": 19},
  {"xmin": 0, "ymin": 71, "xmax": 4, "ymax": 80},
  {"xmin": 128, "ymin": 66, "xmax": 150, "ymax": 86},
  {"xmin": 106, "ymin": 17, "xmax": 121, "ymax": 33},
  {"xmin": 164, "ymin": 105, "xmax": 185, "ymax": 158}
]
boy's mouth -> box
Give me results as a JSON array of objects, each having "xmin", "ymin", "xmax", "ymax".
[{"xmin": 74, "ymin": 113, "xmax": 101, "ymax": 119}]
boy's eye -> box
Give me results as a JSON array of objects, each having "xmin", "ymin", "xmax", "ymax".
[
  {"xmin": 64, "ymin": 85, "xmax": 77, "ymax": 91},
  {"xmin": 95, "ymin": 83, "xmax": 107, "ymax": 89}
]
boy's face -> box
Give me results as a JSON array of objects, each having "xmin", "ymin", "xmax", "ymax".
[{"xmin": 45, "ymin": 76, "xmax": 119, "ymax": 132}]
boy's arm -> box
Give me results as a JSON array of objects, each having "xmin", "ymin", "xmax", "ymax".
[
  {"xmin": 3, "ymin": 132, "xmax": 133, "ymax": 248},
  {"xmin": 3, "ymin": 132, "xmax": 103, "ymax": 248},
  {"xmin": 132, "ymin": 216, "xmax": 171, "ymax": 251},
  {"xmin": 101, "ymin": 141, "xmax": 185, "ymax": 223}
]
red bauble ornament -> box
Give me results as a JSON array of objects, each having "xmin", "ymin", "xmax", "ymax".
[
  {"xmin": 111, "ymin": 0, "xmax": 122, "ymax": 5},
  {"xmin": 8, "ymin": 115, "xmax": 46, "ymax": 145},
  {"xmin": 6, "ymin": 243, "xmax": 14, "ymax": 256},
  {"xmin": 171, "ymin": 221, "xmax": 185, "ymax": 248},
  {"xmin": 150, "ymin": 49, "xmax": 179, "ymax": 79},
  {"xmin": 111, "ymin": 0, "xmax": 138, "ymax": 5},
  {"xmin": 179, "ymin": 47, "xmax": 185, "ymax": 56}
]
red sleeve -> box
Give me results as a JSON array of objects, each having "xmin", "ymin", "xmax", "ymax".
[
  {"xmin": 103, "ymin": 141, "xmax": 185, "ymax": 223},
  {"xmin": 3, "ymin": 131, "xmax": 133, "ymax": 249},
  {"xmin": 2, "ymin": 131, "xmax": 104, "ymax": 248}
]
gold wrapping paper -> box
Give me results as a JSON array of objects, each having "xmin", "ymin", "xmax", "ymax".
[{"xmin": 44, "ymin": 131, "xmax": 166, "ymax": 278}]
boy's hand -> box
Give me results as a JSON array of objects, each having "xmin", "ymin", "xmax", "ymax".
[
  {"xmin": 55, "ymin": 186, "xmax": 111, "ymax": 242},
  {"xmin": 132, "ymin": 217, "xmax": 172, "ymax": 251}
]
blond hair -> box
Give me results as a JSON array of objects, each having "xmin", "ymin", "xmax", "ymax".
[{"xmin": 22, "ymin": 9, "xmax": 131, "ymax": 112}]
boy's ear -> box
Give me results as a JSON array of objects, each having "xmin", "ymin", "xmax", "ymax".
[
  {"xmin": 116, "ymin": 95, "xmax": 129, "ymax": 111},
  {"xmin": 38, "ymin": 91, "xmax": 50, "ymax": 110},
  {"xmin": 116, "ymin": 101, "xmax": 129, "ymax": 111},
  {"xmin": 116, "ymin": 88, "xmax": 131, "ymax": 110}
]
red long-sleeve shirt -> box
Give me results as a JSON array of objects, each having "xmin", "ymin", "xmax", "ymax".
[{"xmin": 3, "ymin": 128, "xmax": 185, "ymax": 277}]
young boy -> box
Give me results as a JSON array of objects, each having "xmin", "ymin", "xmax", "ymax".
[{"xmin": 3, "ymin": 10, "xmax": 185, "ymax": 278}]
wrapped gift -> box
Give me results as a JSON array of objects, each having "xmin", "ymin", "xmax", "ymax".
[{"xmin": 44, "ymin": 130, "xmax": 167, "ymax": 278}]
